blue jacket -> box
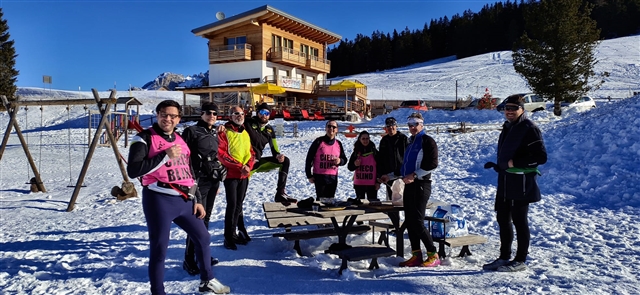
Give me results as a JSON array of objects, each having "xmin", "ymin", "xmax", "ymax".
[{"xmin": 400, "ymin": 130, "xmax": 438, "ymax": 180}]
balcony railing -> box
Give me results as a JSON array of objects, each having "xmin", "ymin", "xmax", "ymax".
[
  {"xmin": 209, "ymin": 43, "xmax": 252, "ymax": 62},
  {"xmin": 267, "ymin": 47, "xmax": 307, "ymax": 67},
  {"xmin": 305, "ymin": 55, "xmax": 331, "ymax": 73}
]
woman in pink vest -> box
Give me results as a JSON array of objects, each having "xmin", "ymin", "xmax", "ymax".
[
  {"xmin": 305, "ymin": 120, "xmax": 347, "ymax": 201},
  {"xmin": 347, "ymin": 131, "xmax": 380, "ymax": 201},
  {"xmin": 127, "ymin": 100, "xmax": 229, "ymax": 295}
]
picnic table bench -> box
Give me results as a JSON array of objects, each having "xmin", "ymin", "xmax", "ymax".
[
  {"xmin": 263, "ymin": 202, "xmax": 390, "ymax": 256},
  {"xmin": 424, "ymin": 216, "xmax": 488, "ymax": 259},
  {"xmin": 326, "ymin": 245, "xmax": 397, "ymax": 275}
]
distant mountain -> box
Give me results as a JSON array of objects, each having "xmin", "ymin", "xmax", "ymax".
[{"xmin": 138, "ymin": 72, "xmax": 208, "ymax": 90}]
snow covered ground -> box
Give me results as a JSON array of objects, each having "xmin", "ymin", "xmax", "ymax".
[{"xmin": 0, "ymin": 35, "xmax": 639, "ymax": 294}]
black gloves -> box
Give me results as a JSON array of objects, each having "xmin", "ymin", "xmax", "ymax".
[{"xmin": 484, "ymin": 161, "xmax": 501, "ymax": 173}]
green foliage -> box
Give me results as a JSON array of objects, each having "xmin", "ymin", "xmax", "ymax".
[
  {"xmin": 512, "ymin": 0, "xmax": 604, "ymax": 116},
  {"xmin": 0, "ymin": 8, "xmax": 18, "ymax": 102}
]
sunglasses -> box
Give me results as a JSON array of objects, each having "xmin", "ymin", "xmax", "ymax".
[
  {"xmin": 159, "ymin": 112, "xmax": 180, "ymax": 119},
  {"xmin": 203, "ymin": 111, "xmax": 217, "ymax": 116},
  {"xmin": 504, "ymin": 105, "xmax": 521, "ymax": 111},
  {"xmin": 258, "ymin": 109, "xmax": 270, "ymax": 116},
  {"xmin": 407, "ymin": 123, "xmax": 420, "ymax": 128},
  {"xmin": 231, "ymin": 112, "xmax": 245, "ymax": 116},
  {"xmin": 326, "ymin": 125, "xmax": 338, "ymax": 129},
  {"xmin": 360, "ymin": 137, "xmax": 370, "ymax": 140}
]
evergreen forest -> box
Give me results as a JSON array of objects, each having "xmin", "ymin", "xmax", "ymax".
[{"xmin": 327, "ymin": 0, "xmax": 640, "ymax": 78}]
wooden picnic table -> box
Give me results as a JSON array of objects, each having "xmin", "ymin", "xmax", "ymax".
[
  {"xmin": 288, "ymin": 204, "xmax": 398, "ymax": 274},
  {"xmin": 287, "ymin": 206, "xmax": 367, "ymax": 245}
]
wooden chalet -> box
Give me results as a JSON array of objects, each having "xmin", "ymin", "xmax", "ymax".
[{"xmin": 179, "ymin": 5, "xmax": 367, "ymax": 121}]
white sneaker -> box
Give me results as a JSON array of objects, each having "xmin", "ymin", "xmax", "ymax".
[
  {"xmin": 199, "ymin": 278, "xmax": 230, "ymax": 294},
  {"xmin": 497, "ymin": 261, "xmax": 527, "ymax": 272},
  {"xmin": 482, "ymin": 258, "xmax": 510, "ymax": 271}
]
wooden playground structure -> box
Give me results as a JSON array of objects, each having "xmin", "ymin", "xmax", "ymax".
[{"xmin": 0, "ymin": 89, "xmax": 138, "ymax": 212}]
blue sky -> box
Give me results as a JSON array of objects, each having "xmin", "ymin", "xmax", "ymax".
[{"xmin": 3, "ymin": 0, "xmax": 494, "ymax": 91}]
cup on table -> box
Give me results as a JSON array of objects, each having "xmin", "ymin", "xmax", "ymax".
[{"xmin": 312, "ymin": 204, "xmax": 319, "ymax": 212}]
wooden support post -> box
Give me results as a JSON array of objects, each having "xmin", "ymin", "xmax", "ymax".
[
  {"xmin": 67, "ymin": 89, "xmax": 127, "ymax": 211},
  {"xmin": 0, "ymin": 96, "xmax": 46, "ymax": 192}
]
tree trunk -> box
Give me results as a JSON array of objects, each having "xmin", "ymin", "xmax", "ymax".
[{"xmin": 553, "ymin": 101, "xmax": 563, "ymax": 116}]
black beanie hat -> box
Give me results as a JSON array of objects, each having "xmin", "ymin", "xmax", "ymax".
[
  {"xmin": 201, "ymin": 102, "xmax": 219, "ymax": 112},
  {"xmin": 504, "ymin": 95, "xmax": 525, "ymax": 106},
  {"xmin": 257, "ymin": 103, "xmax": 270, "ymax": 111}
]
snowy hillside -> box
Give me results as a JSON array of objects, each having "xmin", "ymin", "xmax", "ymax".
[{"xmin": 1, "ymin": 35, "xmax": 639, "ymax": 295}]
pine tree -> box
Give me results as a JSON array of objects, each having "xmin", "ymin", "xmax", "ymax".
[
  {"xmin": 0, "ymin": 8, "xmax": 18, "ymax": 103},
  {"xmin": 512, "ymin": 0, "xmax": 606, "ymax": 116}
]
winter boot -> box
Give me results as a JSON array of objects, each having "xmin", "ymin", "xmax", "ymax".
[
  {"xmin": 223, "ymin": 238, "xmax": 237, "ymax": 250},
  {"xmin": 274, "ymin": 171, "xmax": 295, "ymax": 202},
  {"xmin": 399, "ymin": 250, "xmax": 423, "ymax": 267},
  {"xmin": 183, "ymin": 238, "xmax": 199, "ymax": 275},
  {"xmin": 422, "ymin": 251, "xmax": 441, "ymax": 267},
  {"xmin": 199, "ymin": 278, "xmax": 230, "ymax": 294},
  {"xmin": 238, "ymin": 229, "xmax": 251, "ymax": 243},
  {"xmin": 182, "ymin": 259, "xmax": 200, "ymax": 275},
  {"xmin": 482, "ymin": 258, "xmax": 510, "ymax": 271}
]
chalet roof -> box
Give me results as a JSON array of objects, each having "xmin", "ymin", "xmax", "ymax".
[
  {"xmin": 116, "ymin": 97, "xmax": 143, "ymax": 106},
  {"xmin": 192, "ymin": 5, "xmax": 342, "ymax": 44}
]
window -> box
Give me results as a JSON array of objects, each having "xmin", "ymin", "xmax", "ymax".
[
  {"xmin": 530, "ymin": 94, "xmax": 543, "ymax": 103},
  {"xmin": 272, "ymin": 35, "xmax": 282, "ymax": 51},
  {"xmin": 225, "ymin": 36, "xmax": 246, "ymax": 50},
  {"xmin": 300, "ymin": 44, "xmax": 309, "ymax": 58},
  {"xmin": 272, "ymin": 35, "xmax": 293, "ymax": 53},
  {"xmin": 283, "ymin": 38, "xmax": 293, "ymax": 53}
]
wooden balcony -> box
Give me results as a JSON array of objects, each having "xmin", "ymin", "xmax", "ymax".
[
  {"xmin": 209, "ymin": 43, "xmax": 252, "ymax": 63},
  {"xmin": 267, "ymin": 47, "xmax": 307, "ymax": 68},
  {"xmin": 305, "ymin": 56, "xmax": 331, "ymax": 73}
]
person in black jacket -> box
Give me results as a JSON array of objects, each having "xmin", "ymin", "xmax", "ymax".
[
  {"xmin": 377, "ymin": 117, "xmax": 409, "ymax": 195},
  {"xmin": 126, "ymin": 100, "xmax": 229, "ymax": 295},
  {"xmin": 244, "ymin": 103, "xmax": 293, "ymax": 202},
  {"xmin": 305, "ymin": 120, "xmax": 348, "ymax": 201},
  {"xmin": 180, "ymin": 102, "xmax": 224, "ymax": 275},
  {"xmin": 483, "ymin": 94, "xmax": 547, "ymax": 272},
  {"xmin": 347, "ymin": 130, "xmax": 380, "ymax": 200},
  {"xmin": 377, "ymin": 117, "xmax": 408, "ymax": 230}
]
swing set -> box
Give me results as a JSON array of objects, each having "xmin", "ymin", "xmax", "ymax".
[{"xmin": 0, "ymin": 89, "xmax": 136, "ymax": 212}]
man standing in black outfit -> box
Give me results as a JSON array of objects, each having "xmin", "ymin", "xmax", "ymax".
[
  {"xmin": 377, "ymin": 117, "xmax": 409, "ymax": 195},
  {"xmin": 483, "ymin": 94, "xmax": 547, "ymax": 272},
  {"xmin": 180, "ymin": 102, "xmax": 224, "ymax": 275},
  {"xmin": 377, "ymin": 117, "xmax": 408, "ymax": 228}
]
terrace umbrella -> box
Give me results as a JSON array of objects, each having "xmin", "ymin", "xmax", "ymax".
[
  {"xmin": 250, "ymin": 82, "xmax": 286, "ymax": 109},
  {"xmin": 328, "ymin": 80, "xmax": 366, "ymax": 113},
  {"xmin": 251, "ymin": 82, "xmax": 286, "ymax": 95}
]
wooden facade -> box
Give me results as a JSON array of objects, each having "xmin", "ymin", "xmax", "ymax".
[{"xmin": 182, "ymin": 5, "xmax": 368, "ymax": 121}]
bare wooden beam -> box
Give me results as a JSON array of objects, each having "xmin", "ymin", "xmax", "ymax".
[{"xmin": 7, "ymin": 99, "xmax": 115, "ymax": 107}]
